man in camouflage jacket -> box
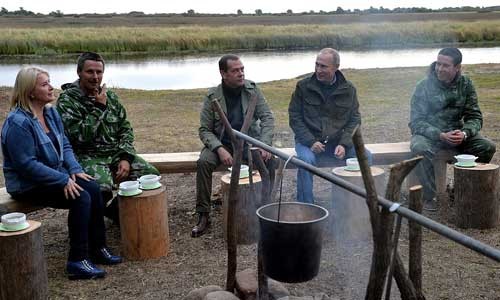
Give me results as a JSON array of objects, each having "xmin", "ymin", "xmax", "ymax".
[
  {"xmin": 409, "ymin": 47, "xmax": 496, "ymax": 210},
  {"xmin": 56, "ymin": 52, "xmax": 159, "ymax": 210},
  {"xmin": 192, "ymin": 54, "xmax": 275, "ymax": 237}
]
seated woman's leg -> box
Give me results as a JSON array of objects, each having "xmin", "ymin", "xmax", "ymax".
[
  {"xmin": 75, "ymin": 178, "xmax": 122, "ymax": 265},
  {"xmin": 74, "ymin": 178, "xmax": 105, "ymax": 251},
  {"xmin": 12, "ymin": 183, "xmax": 107, "ymax": 279}
]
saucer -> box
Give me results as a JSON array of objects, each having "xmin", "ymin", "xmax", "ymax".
[
  {"xmin": 343, "ymin": 166, "xmax": 361, "ymax": 172},
  {"xmin": 118, "ymin": 189, "xmax": 143, "ymax": 197},
  {"xmin": 454, "ymin": 162, "xmax": 477, "ymax": 168},
  {"xmin": 140, "ymin": 182, "xmax": 162, "ymax": 190},
  {"xmin": 0, "ymin": 221, "xmax": 30, "ymax": 232}
]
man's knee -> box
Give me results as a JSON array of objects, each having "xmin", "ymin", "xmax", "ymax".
[
  {"xmin": 295, "ymin": 144, "xmax": 316, "ymax": 165},
  {"xmin": 197, "ymin": 149, "xmax": 219, "ymax": 172},
  {"xmin": 477, "ymin": 139, "xmax": 497, "ymax": 162},
  {"xmin": 410, "ymin": 135, "xmax": 433, "ymax": 155}
]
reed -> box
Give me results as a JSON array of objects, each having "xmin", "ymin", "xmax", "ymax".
[{"xmin": 1, "ymin": 21, "xmax": 500, "ymax": 55}]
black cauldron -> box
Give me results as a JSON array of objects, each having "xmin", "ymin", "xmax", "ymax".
[{"xmin": 256, "ymin": 202, "xmax": 329, "ymax": 283}]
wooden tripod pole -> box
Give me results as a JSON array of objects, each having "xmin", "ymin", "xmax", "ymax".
[{"xmin": 213, "ymin": 96, "xmax": 257, "ymax": 292}]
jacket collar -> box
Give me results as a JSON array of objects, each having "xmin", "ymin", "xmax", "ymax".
[
  {"xmin": 305, "ymin": 70, "xmax": 349, "ymax": 96},
  {"xmin": 209, "ymin": 80, "xmax": 255, "ymax": 114},
  {"xmin": 15, "ymin": 105, "xmax": 53, "ymax": 121}
]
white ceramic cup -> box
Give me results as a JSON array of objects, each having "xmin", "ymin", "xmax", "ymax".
[
  {"xmin": 119, "ymin": 180, "xmax": 140, "ymax": 192},
  {"xmin": 454, "ymin": 154, "xmax": 478, "ymax": 166},
  {"xmin": 345, "ymin": 158, "xmax": 360, "ymax": 170},
  {"xmin": 139, "ymin": 174, "xmax": 161, "ymax": 188},
  {"xmin": 1, "ymin": 212, "xmax": 28, "ymax": 231},
  {"xmin": 228, "ymin": 164, "xmax": 250, "ymax": 178}
]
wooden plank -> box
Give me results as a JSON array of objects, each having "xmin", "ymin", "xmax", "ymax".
[
  {"xmin": 0, "ymin": 142, "xmax": 412, "ymax": 215},
  {"xmin": 0, "ymin": 188, "xmax": 43, "ymax": 215},
  {"xmin": 142, "ymin": 142, "xmax": 412, "ymax": 174}
]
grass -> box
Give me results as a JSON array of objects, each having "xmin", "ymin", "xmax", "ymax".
[{"xmin": 2, "ymin": 20, "xmax": 500, "ymax": 55}]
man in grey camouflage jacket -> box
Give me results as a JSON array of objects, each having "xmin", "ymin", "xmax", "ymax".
[
  {"xmin": 57, "ymin": 52, "xmax": 159, "ymax": 221},
  {"xmin": 409, "ymin": 47, "xmax": 496, "ymax": 210}
]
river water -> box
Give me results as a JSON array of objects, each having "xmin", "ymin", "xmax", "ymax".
[{"xmin": 1, "ymin": 47, "xmax": 500, "ymax": 90}]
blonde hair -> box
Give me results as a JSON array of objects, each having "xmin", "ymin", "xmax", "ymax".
[{"xmin": 10, "ymin": 66, "xmax": 50, "ymax": 112}]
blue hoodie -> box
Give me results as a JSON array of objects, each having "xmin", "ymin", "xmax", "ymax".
[{"xmin": 1, "ymin": 106, "xmax": 83, "ymax": 195}]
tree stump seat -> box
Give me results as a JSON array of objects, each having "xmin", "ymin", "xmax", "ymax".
[
  {"xmin": 118, "ymin": 186, "xmax": 170, "ymax": 260},
  {"xmin": 221, "ymin": 172, "xmax": 262, "ymax": 245},
  {"xmin": 454, "ymin": 163, "xmax": 499, "ymax": 229},
  {"xmin": 0, "ymin": 220, "xmax": 48, "ymax": 300}
]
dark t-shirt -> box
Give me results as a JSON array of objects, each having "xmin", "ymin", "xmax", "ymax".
[
  {"xmin": 46, "ymin": 131, "xmax": 60, "ymax": 156},
  {"xmin": 221, "ymin": 82, "xmax": 243, "ymax": 147}
]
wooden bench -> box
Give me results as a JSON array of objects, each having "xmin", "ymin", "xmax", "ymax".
[
  {"xmin": 1, "ymin": 142, "xmax": 412, "ymax": 215},
  {"xmin": 3, "ymin": 141, "xmax": 455, "ymax": 215},
  {"xmin": 140, "ymin": 142, "xmax": 413, "ymax": 174}
]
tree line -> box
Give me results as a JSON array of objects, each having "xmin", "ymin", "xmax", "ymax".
[{"xmin": 1, "ymin": 5, "xmax": 500, "ymax": 17}]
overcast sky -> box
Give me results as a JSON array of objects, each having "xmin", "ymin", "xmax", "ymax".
[{"xmin": 3, "ymin": 0, "xmax": 500, "ymax": 14}]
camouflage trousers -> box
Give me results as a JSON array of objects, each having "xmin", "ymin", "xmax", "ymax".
[
  {"xmin": 77, "ymin": 154, "xmax": 160, "ymax": 193},
  {"xmin": 410, "ymin": 133, "xmax": 496, "ymax": 201}
]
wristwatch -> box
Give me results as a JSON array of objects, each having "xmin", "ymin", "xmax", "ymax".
[{"xmin": 461, "ymin": 131, "xmax": 468, "ymax": 140}]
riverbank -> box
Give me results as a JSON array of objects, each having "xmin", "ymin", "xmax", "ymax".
[
  {"xmin": 1, "ymin": 14, "xmax": 500, "ymax": 55},
  {"xmin": 0, "ymin": 64, "xmax": 499, "ymax": 299}
]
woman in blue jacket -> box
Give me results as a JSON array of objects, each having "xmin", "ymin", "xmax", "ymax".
[{"xmin": 1, "ymin": 67, "xmax": 122, "ymax": 280}]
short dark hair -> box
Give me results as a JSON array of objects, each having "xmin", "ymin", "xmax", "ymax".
[
  {"xmin": 219, "ymin": 54, "xmax": 240, "ymax": 72},
  {"xmin": 77, "ymin": 52, "xmax": 105, "ymax": 72},
  {"xmin": 438, "ymin": 47, "xmax": 462, "ymax": 65}
]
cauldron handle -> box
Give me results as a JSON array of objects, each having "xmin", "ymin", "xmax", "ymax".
[{"xmin": 277, "ymin": 155, "xmax": 296, "ymax": 223}]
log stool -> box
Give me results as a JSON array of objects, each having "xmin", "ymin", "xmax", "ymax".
[
  {"xmin": 221, "ymin": 172, "xmax": 262, "ymax": 245},
  {"xmin": 454, "ymin": 163, "xmax": 499, "ymax": 229},
  {"xmin": 331, "ymin": 167, "xmax": 385, "ymax": 241},
  {"xmin": 0, "ymin": 220, "xmax": 48, "ymax": 300},
  {"xmin": 118, "ymin": 186, "xmax": 170, "ymax": 260}
]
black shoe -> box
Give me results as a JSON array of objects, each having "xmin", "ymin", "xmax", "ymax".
[
  {"xmin": 67, "ymin": 259, "xmax": 106, "ymax": 280},
  {"xmin": 104, "ymin": 197, "xmax": 120, "ymax": 226},
  {"xmin": 91, "ymin": 247, "xmax": 123, "ymax": 265},
  {"xmin": 191, "ymin": 213, "xmax": 210, "ymax": 238},
  {"xmin": 424, "ymin": 198, "xmax": 439, "ymax": 211}
]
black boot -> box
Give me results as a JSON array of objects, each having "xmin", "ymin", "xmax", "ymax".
[{"xmin": 191, "ymin": 212, "xmax": 210, "ymax": 238}]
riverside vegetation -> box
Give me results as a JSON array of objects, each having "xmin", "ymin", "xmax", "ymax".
[{"xmin": 1, "ymin": 19, "xmax": 500, "ymax": 55}]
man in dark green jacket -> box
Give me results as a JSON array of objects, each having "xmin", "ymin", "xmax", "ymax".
[
  {"xmin": 192, "ymin": 54, "xmax": 275, "ymax": 237},
  {"xmin": 409, "ymin": 47, "xmax": 496, "ymax": 210},
  {"xmin": 289, "ymin": 48, "xmax": 371, "ymax": 203}
]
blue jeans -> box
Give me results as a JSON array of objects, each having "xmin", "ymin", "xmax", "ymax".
[
  {"xmin": 12, "ymin": 178, "xmax": 106, "ymax": 261},
  {"xmin": 295, "ymin": 142, "xmax": 373, "ymax": 203}
]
